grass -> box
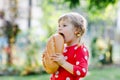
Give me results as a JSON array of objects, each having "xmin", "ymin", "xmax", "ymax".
[
  {"xmin": 84, "ymin": 65, "xmax": 120, "ymax": 80},
  {"xmin": 0, "ymin": 74, "xmax": 50, "ymax": 80},
  {"xmin": 0, "ymin": 65, "xmax": 119, "ymax": 80}
]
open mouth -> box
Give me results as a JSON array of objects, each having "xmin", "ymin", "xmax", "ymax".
[{"xmin": 59, "ymin": 33, "xmax": 65, "ymax": 39}]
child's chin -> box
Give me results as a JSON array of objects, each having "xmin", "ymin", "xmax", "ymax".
[{"xmin": 64, "ymin": 40, "xmax": 67, "ymax": 44}]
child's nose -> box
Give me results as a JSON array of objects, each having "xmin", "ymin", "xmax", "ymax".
[{"xmin": 57, "ymin": 28, "xmax": 62, "ymax": 33}]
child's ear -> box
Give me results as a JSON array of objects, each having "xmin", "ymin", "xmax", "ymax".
[
  {"xmin": 74, "ymin": 28, "xmax": 81, "ymax": 37},
  {"xmin": 74, "ymin": 28, "xmax": 80, "ymax": 34}
]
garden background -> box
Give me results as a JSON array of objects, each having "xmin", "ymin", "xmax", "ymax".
[{"xmin": 0, "ymin": 0, "xmax": 120, "ymax": 80}]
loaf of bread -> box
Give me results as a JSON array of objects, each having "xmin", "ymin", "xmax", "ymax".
[{"xmin": 42, "ymin": 33, "xmax": 64, "ymax": 74}]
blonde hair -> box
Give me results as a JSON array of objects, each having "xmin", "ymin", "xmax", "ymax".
[{"xmin": 58, "ymin": 12, "xmax": 87, "ymax": 37}]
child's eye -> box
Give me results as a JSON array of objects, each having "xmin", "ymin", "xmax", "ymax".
[
  {"xmin": 63, "ymin": 25, "xmax": 67, "ymax": 27},
  {"xmin": 58, "ymin": 25, "xmax": 60, "ymax": 27}
]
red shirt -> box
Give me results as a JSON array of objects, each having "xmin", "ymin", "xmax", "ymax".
[{"xmin": 50, "ymin": 44, "xmax": 89, "ymax": 80}]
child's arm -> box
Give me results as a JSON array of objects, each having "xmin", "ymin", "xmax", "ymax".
[
  {"xmin": 60, "ymin": 59, "xmax": 74, "ymax": 74},
  {"xmin": 51, "ymin": 53, "xmax": 74, "ymax": 74}
]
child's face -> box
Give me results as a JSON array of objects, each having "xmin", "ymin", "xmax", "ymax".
[{"xmin": 58, "ymin": 19, "xmax": 78, "ymax": 45}]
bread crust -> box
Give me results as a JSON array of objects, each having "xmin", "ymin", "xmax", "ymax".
[{"xmin": 42, "ymin": 33, "xmax": 64, "ymax": 74}]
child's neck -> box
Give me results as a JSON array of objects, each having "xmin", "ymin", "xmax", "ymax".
[{"xmin": 66, "ymin": 39, "xmax": 80, "ymax": 47}]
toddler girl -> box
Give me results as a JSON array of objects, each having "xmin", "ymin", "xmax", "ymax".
[{"xmin": 50, "ymin": 12, "xmax": 89, "ymax": 80}]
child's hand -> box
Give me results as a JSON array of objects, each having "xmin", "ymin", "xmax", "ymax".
[{"xmin": 51, "ymin": 53, "xmax": 66, "ymax": 66}]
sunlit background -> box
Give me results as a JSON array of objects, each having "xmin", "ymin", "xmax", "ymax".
[{"xmin": 0, "ymin": 0, "xmax": 120, "ymax": 80}]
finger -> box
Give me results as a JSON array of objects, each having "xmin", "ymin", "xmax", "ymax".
[
  {"xmin": 55, "ymin": 53, "xmax": 62, "ymax": 55},
  {"xmin": 50, "ymin": 55, "xmax": 57, "ymax": 60},
  {"xmin": 51, "ymin": 54, "xmax": 58, "ymax": 57},
  {"xmin": 50, "ymin": 57, "xmax": 58, "ymax": 62}
]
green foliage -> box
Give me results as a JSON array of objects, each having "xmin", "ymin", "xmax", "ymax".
[
  {"xmin": 88, "ymin": 3, "xmax": 117, "ymax": 21},
  {"xmin": 64, "ymin": 0, "xmax": 79, "ymax": 8},
  {"xmin": 88, "ymin": 0, "xmax": 118, "ymax": 11},
  {"xmin": 63, "ymin": 0, "xmax": 118, "ymax": 11},
  {"xmin": 5, "ymin": 23, "xmax": 20, "ymax": 44},
  {"xmin": 90, "ymin": 37, "xmax": 113, "ymax": 65},
  {"xmin": 87, "ymin": 3, "xmax": 117, "ymax": 38},
  {"xmin": 49, "ymin": 0, "xmax": 118, "ymax": 13},
  {"xmin": 40, "ymin": 0, "xmax": 69, "ymax": 40},
  {"xmin": 21, "ymin": 30, "xmax": 41, "ymax": 76},
  {"xmin": 40, "ymin": 0, "xmax": 57, "ymax": 37}
]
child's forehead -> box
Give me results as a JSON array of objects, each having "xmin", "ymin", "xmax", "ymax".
[
  {"xmin": 59, "ymin": 17, "xmax": 71, "ymax": 23},
  {"xmin": 59, "ymin": 18, "xmax": 71, "ymax": 24}
]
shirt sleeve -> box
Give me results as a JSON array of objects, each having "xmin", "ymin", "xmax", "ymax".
[{"xmin": 73, "ymin": 46, "xmax": 89, "ymax": 77}]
